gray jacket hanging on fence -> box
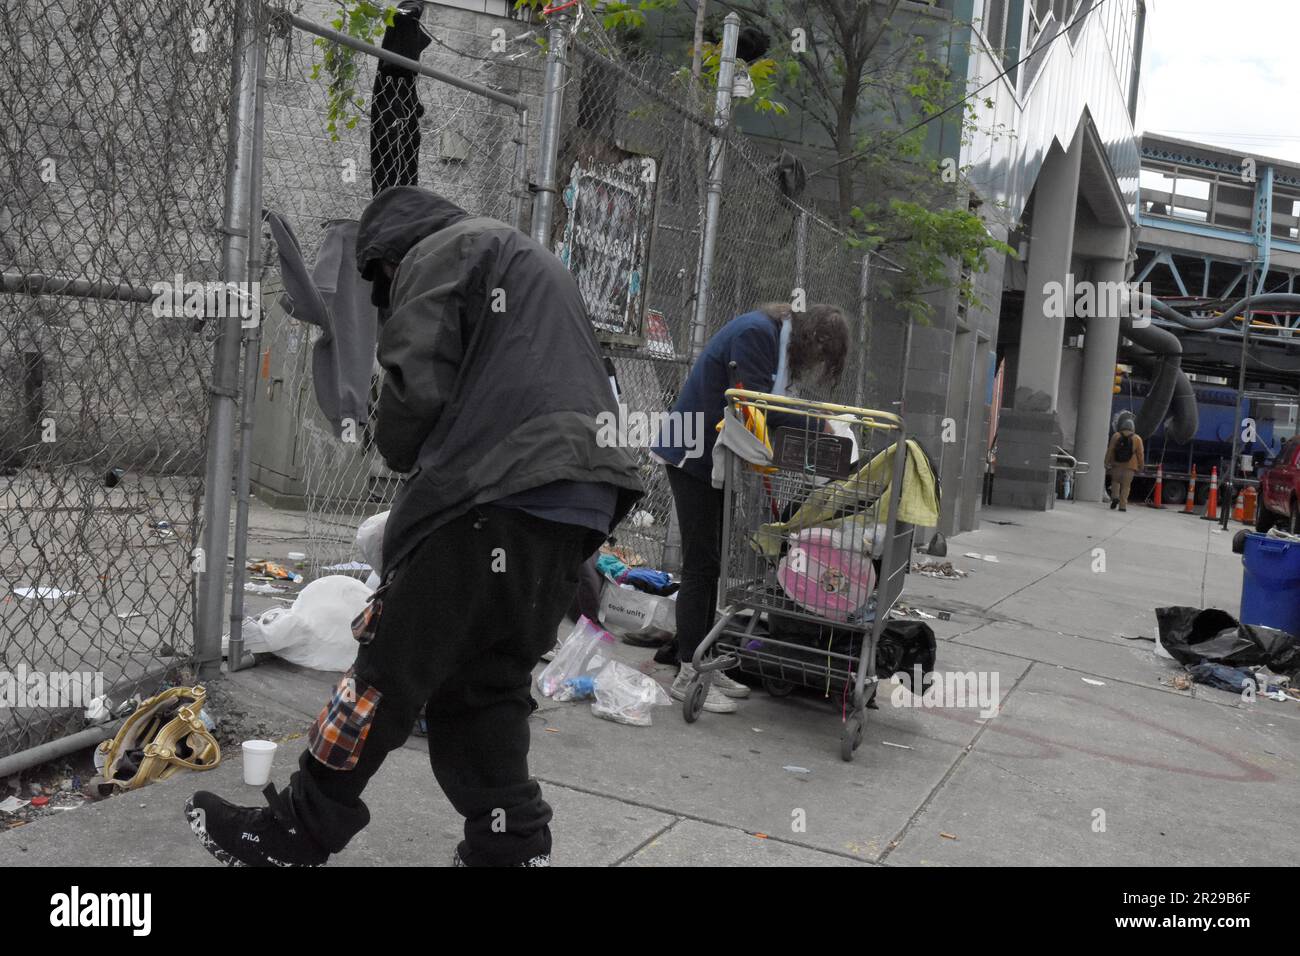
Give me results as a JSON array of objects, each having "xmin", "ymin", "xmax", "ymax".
[
  {"xmin": 265, "ymin": 212, "xmax": 378, "ymax": 438},
  {"xmin": 355, "ymin": 186, "xmax": 645, "ymax": 572}
]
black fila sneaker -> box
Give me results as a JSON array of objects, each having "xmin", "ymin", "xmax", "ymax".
[
  {"xmin": 452, "ymin": 846, "xmax": 551, "ymax": 867},
  {"xmin": 185, "ymin": 783, "xmax": 328, "ymax": 867}
]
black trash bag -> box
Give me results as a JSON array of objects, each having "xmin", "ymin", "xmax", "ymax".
[
  {"xmin": 766, "ymin": 614, "xmax": 936, "ymax": 686},
  {"xmin": 876, "ymin": 620, "xmax": 938, "ymax": 688},
  {"xmin": 1155, "ymin": 605, "xmax": 1300, "ymax": 675}
]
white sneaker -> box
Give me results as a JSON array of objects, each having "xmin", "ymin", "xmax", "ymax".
[
  {"xmin": 670, "ymin": 663, "xmax": 739, "ymax": 713},
  {"xmin": 710, "ymin": 670, "xmax": 752, "ymax": 698}
]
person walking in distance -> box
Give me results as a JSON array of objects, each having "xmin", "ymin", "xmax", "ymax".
[
  {"xmin": 186, "ymin": 186, "xmax": 643, "ymax": 867},
  {"xmin": 1105, "ymin": 411, "xmax": 1144, "ymax": 512}
]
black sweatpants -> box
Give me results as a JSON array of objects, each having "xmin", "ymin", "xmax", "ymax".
[
  {"xmin": 289, "ymin": 505, "xmax": 589, "ymax": 866},
  {"xmin": 666, "ymin": 466, "xmax": 724, "ymax": 665}
]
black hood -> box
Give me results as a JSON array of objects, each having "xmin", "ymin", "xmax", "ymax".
[{"xmin": 356, "ymin": 186, "xmax": 470, "ymax": 283}]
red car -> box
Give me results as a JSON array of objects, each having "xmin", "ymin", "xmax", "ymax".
[{"xmin": 1257, "ymin": 437, "xmax": 1300, "ymax": 533}]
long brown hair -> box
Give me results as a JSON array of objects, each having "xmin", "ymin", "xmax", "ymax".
[{"xmin": 759, "ymin": 302, "xmax": 850, "ymax": 385}]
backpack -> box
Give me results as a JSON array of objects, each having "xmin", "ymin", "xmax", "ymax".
[{"xmin": 1114, "ymin": 432, "xmax": 1133, "ymax": 463}]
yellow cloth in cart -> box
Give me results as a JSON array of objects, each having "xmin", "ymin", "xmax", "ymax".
[
  {"xmin": 753, "ymin": 438, "xmax": 939, "ymax": 556},
  {"xmin": 713, "ymin": 404, "xmax": 778, "ymax": 478}
]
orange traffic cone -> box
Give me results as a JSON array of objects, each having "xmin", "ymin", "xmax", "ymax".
[
  {"xmin": 1232, "ymin": 488, "xmax": 1245, "ymax": 522},
  {"xmin": 1148, "ymin": 465, "xmax": 1164, "ymax": 508},
  {"xmin": 1183, "ymin": 466, "xmax": 1197, "ymax": 514},
  {"xmin": 1242, "ymin": 486, "xmax": 1257, "ymax": 524},
  {"xmin": 1201, "ymin": 466, "xmax": 1219, "ymax": 520}
]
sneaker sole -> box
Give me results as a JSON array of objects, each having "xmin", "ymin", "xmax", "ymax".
[
  {"xmin": 185, "ymin": 797, "xmax": 246, "ymax": 868},
  {"xmin": 184, "ymin": 797, "xmax": 319, "ymax": 868}
]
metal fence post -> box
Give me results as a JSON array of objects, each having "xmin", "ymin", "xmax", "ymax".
[
  {"xmin": 688, "ymin": 12, "xmax": 740, "ymax": 358},
  {"xmin": 196, "ymin": 0, "xmax": 259, "ymax": 679},
  {"xmin": 227, "ymin": 6, "xmax": 270, "ymax": 673},
  {"xmin": 855, "ymin": 252, "xmax": 872, "ymax": 407},
  {"xmin": 531, "ymin": 15, "xmax": 570, "ymax": 246}
]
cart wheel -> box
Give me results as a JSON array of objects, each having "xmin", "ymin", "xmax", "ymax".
[
  {"xmin": 840, "ymin": 713, "xmax": 863, "ymax": 762},
  {"xmin": 763, "ymin": 678, "xmax": 794, "ymax": 698},
  {"xmin": 683, "ymin": 679, "xmax": 706, "ymax": 723}
]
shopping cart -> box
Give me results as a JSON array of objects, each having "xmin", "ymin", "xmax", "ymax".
[{"xmin": 681, "ymin": 389, "xmax": 914, "ymax": 761}]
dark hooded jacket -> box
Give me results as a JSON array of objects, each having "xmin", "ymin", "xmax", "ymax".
[{"xmin": 357, "ymin": 186, "xmax": 644, "ymax": 571}]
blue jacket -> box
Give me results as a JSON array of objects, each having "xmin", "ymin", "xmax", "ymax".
[{"xmin": 652, "ymin": 311, "xmax": 783, "ymax": 482}]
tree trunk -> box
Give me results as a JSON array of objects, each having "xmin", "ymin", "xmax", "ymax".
[
  {"xmin": 834, "ymin": 64, "xmax": 863, "ymax": 226},
  {"xmin": 690, "ymin": 0, "xmax": 708, "ymax": 89}
]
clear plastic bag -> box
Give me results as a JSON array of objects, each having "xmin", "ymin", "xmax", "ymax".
[
  {"xmin": 537, "ymin": 616, "xmax": 615, "ymax": 698},
  {"xmin": 590, "ymin": 660, "xmax": 671, "ymax": 726}
]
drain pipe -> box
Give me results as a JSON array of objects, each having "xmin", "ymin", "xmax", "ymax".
[{"xmin": 0, "ymin": 720, "xmax": 124, "ymax": 779}]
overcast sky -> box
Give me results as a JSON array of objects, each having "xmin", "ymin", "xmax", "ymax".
[{"xmin": 1139, "ymin": 0, "xmax": 1300, "ymax": 163}]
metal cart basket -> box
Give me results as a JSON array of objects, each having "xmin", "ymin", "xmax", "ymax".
[{"xmin": 681, "ymin": 389, "xmax": 914, "ymax": 761}]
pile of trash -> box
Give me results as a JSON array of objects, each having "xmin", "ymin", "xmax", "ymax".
[
  {"xmin": 892, "ymin": 603, "xmax": 951, "ymax": 622},
  {"xmin": 594, "ymin": 549, "xmax": 679, "ymax": 645},
  {"xmin": 247, "ymin": 560, "xmax": 304, "ymax": 586},
  {"xmin": 1155, "ymin": 606, "xmax": 1300, "ymax": 700},
  {"xmin": 537, "ymin": 617, "xmax": 672, "ymax": 726},
  {"xmin": 1, "ymin": 773, "xmax": 92, "ymax": 830},
  {"xmin": 910, "ymin": 560, "xmax": 969, "ymax": 580}
]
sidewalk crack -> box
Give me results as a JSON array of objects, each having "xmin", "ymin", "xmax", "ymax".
[{"xmin": 611, "ymin": 817, "xmax": 682, "ymax": 866}]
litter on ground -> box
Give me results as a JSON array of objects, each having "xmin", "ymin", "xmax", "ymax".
[
  {"xmin": 14, "ymin": 587, "xmax": 77, "ymax": 600},
  {"xmin": 244, "ymin": 582, "xmax": 288, "ymax": 595},
  {"xmin": 0, "ymin": 796, "xmax": 30, "ymax": 814},
  {"xmin": 247, "ymin": 560, "xmax": 304, "ymax": 584},
  {"xmin": 911, "ymin": 561, "xmax": 968, "ymax": 579}
]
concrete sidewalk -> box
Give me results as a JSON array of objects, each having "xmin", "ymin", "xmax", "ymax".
[{"xmin": 3, "ymin": 500, "xmax": 1296, "ymax": 866}]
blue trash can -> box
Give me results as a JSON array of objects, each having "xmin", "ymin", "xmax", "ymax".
[{"xmin": 1240, "ymin": 533, "xmax": 1300, "ymax": 636}]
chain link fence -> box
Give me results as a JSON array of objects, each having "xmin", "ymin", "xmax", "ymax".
[
  {"xmin": 254, "ymin": 11, "xmax": 907, "ymax": 577},
  {"xmin": 0, "ymin": 0, "xmax": 241, "ymax": 756},
  {"xmin": 0, "ymin": 1, "xmax": 908, "ymax": 761},
  {"xmin": 558, "ymin": 33, "xmax": 907, "ymax": 570}
]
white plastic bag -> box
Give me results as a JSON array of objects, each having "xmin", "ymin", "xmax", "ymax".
[
  {"xmin": 590, "ymin": 660, "xmax": 671, "ymax": 726},
  {"xmin": 598, "ymin": 580, "xmax": 677, "ymax": 639},
  {"xmin": 537, "ymin": 616, "xmax": 615, "ymax": 698},
  {"xmin": 355, "ymin": 511, "xmax": 389, "ymax": 589},
  {"xmin": 232, "ymin": 575, "xmax": 372, "ymax": 671}
]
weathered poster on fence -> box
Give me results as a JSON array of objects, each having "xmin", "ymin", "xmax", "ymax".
[
  {"xmin": 642, "ymin": 309, "xmax": 675, "ymax": 359},
  {"xmin": 558, "ymin": 155, "xmax": 657, "ymax": 348}
]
